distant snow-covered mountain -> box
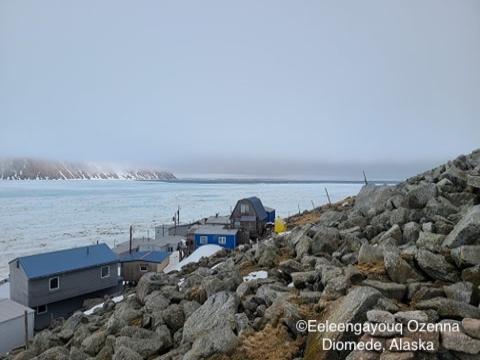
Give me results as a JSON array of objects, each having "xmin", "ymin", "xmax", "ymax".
[{"xmin": 0, "ymin": 158, "xmax": 176, "ymax": 180}]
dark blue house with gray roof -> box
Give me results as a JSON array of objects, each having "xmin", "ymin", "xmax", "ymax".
[{"xmin": 9, "ymin": 244, "xmax": 122, "ymax": 330}]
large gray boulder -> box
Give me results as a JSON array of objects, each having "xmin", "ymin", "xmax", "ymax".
[
  {"xmin": 278, "ymin": 259, "xmax": 303, "ymax": 276},
  {"xmin": 113, "ymin": 346, "xmax": 143, "ymax": 360},
  {"xmin": 362, "ymin": 280, "xmax": 406, "ymax": 301},
  {"xmin": 58, "ymin": 312, "xmax": 86, "ymax": 341},
  {"xmin": 144, "ymin": 291, "xmax": 170, "ymax": 312},
  {"xmin": 358, "ymin": 243, "xmax": 384, "ymax": 264},
  {"xmin": 462, "ymin": 318, "xmax": 480, "ymax": 339},
  {"xmin": 81, "ymin": 330, "xmax": 106, "ymax": 356},
  {"xmin": 404, "ymin": 183, "xmax": 437, "ymax": 209},
  {"xmin": 439, "ymin": 319, "xmax": 480, "ymax": 354},
  {"xmin": 304, "ymin": 286, "xmax": 382, "ymax": 360},
  {"xmin": 402, "ymin": 222, "xmax": 420, "ymax": 243},
  {"xmin": 443, "ymin": 205, "xmax": 480, "ymax": 248},
  {"xmin": 35, "ymin": 346, "xmax": 69, "ymax": 360},
  {"xmin": 440, "ymin": 165, "xmax": 468, "ymax": 187},
  {"xmin": 161, "ymin": 303, "xmax": 185, "ymax": 332},
  {"xmin": 467, "ymin": 175, "xmax": 480, "ymax": 189},
  {"xmin": 295, "ymin": 235, "xmax": 312, "ymax": 259},
  {"xmin": 383, "ymin": 250, "xmax": 424, "ymax": 283},
  {"xmin": 182, "ymin": 291, "xmax": 239, "ymax": 359},
  {"xmin": 32, "ymin": 330, "xmax": 63, "ymax": 355},
  {"xmin": 416, "ymin": 231, "xmax": 446, "ymax": 252},
  {"xmin": 257, "ymin": 243, "xmax": 279, "ymax": 268},
  {"xmin": 394, "ymin": 310, "xmax": 429, "ymax": 325},
  {"xmin": 291, "ymin": 271, "xmax": 320, "ymax": 289},
  {"xmin": 255, "ymin": 283, "xmax": 289, "ymax": 306},
  {"xmin": 113, "ymin": 297, "xmax": 143, "ymax": 324},
  {"xmin": 115, "ymin": 330, "xmax": 168, "ymax": 358},
  {"xmin": 443, "ymin": 282, "xmax": 473, "ymax": 304},
  {"xmin": 416, "ymin": 298, "xmax": 480, "ymax": 319},
  {"xmin": 287, "ymin": 224, "xmax": 312, "ymax": 248},
  {"xmin": 425, "ymin": 196, "xmax": 458, "ymax": 218},
  {"xmin": 136, "ymin": 272, "xmax": 175, "ymax": 304},
  {"xmin": 354, "ymin": 184, "xmax": 396, "ymax": 216},
  {"xmin": 451, "ymin": 246, "xmax": 480, "ymax": 268},
  {"xmin": 311, "ymin": 226, "xmax": 341, "ymax": 255},
  {"xmin": 415, "ymin": 250, "xmax": 460, "ymax": 282},
  {"xmin": 377, "ymin": 225, "xmax": 403, "ymax": 245}
]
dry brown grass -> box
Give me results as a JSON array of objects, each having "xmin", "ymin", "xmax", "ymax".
[
  {"xmin": 239, "ymin": 260, "xmax": 260, "ymax": 276},
  {"xmin": 356, "ymin": 262, "xmax": 386, "ymax": 276},
  {"xmin": 129, "ymin": 316, "xmax": 143, "ymax": 327},
  {"xmin": 275, "ymin": 247, "xmax": 294, "ymax": 264},
  {"xmin": 210, "ymin": 324, "xmax": 304, "ymax": 360},
  {"xmin": 288, "ymin": 211, "xmax": 324, "ymax": 227},
  {"xmin": 286, "ymin": 196, "xmax": 355, "ymax": 227}
]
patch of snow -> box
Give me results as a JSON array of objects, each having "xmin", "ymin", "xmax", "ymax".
[
  {"xmin": 211, "ymin": 262, "xmax": 224, "ymax": 270},
  {"xmin": 178, "ymin": 278, "xmax": 185, "ymax": 287},
  {"xmin": 163, "ymin": 251, "xmax": 180, "ymax": 273},
  {"xmin": 164, "ymin": 245, "xmax": 223, "ymax": 273},
  {"xmin": 84, "ymin": 295, "xmax": 124, "ymax": 315},
  {"xmin": 243, "ymin": 270, "xmax": 268, "ymax": 282}
]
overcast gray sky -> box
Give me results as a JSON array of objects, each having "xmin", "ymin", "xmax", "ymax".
[{"xmin": 1, "ymin": 0, "xmax": 479, "ymax": 180}]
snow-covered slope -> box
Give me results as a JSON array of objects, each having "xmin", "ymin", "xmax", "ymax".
[
  {"xmin": 0, "ymin": 158, "xmax": 176, "ymax": 180},
  {"xmin": 163, "ymin": 245, "xmax": 224, "ymax": 273}
]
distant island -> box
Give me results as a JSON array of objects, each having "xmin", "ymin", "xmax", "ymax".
[{"xmin": 0, "ymin": 158, "xmax": 176, "ymax": 180}]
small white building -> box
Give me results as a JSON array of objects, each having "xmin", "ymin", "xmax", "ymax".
[{"xmin": 0, "ymin": 299, "xmax": 34, "ymax": 354}]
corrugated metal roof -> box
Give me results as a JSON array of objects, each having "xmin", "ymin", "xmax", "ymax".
[
  {"xmin": 0, "ymin": 299, "xmax": 34, "ymax": 323},
  {"xmin": 119, "ymin": 251, "xmax": 170, "ymax": 263},
  {"xmin": 11, "ymin": 244, "xmax": 118, "ymax": 280},
  {"xmin": 194, "ymin": 225, "xmax": 238, "ymax": 236},
  {"xmin": 264, "ymin": 206, "xmax": 275, "ymax": 213},
  {"xmin": 113, "ymin": 236, "xmax": 183, "ymax": 255},
  {"xmin": 205, "ymin": 215, "xmax": 231, "ymax": 225}
]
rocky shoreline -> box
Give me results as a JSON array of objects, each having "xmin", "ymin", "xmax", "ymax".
[{"xmin": 4, "ymin": 149, "xmax": 480, "ymax": 360}]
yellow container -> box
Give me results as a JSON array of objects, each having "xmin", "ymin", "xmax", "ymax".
[{"xmin": 274, "ymin": 217, "xmax": 287, "ymax": 234}]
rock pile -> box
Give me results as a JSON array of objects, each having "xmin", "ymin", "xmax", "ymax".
[{"xmin": 5, "ymin": 149, "xmax": 480, "ymax": 360}]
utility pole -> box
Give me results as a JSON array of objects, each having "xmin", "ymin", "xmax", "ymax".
[
  {"xmin": 324, "ymin": 187, "xmax": 332, "ymax": 205},
  {"xmin": 24, "ymin": 311, "xmax": 28, "ymax": 350},
  {"xmin": 363, "ymin": 170, "xmax": 368, "ymax": 185},
  {"xmin": 129, "ymin": 225, "xmax": 133, "ymax": 254}
]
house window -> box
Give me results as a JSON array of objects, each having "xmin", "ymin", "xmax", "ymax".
[
  {"xmin": 199, "ymin": 236, "xmax": 208, "ymax": 245},
  {"xmin": 101, "ymin": 265, "xmax": 110, "ymax": 278},
  {"xmin": 218, "ymin": 236, "xmax": 227, "ymax": 245},
  {"xmin": 49, "ymin": 276, "xmax": 59, "ymax": 291},
  {"xmin": 37, "ymin": 304, "xmax": 48, "ymax": 314},
  {"xmin": 139, "ymin": 264, "xmax": 148, "ymax": 272},
  {"xmin": 240, "ymin": 203, "xmax": 249, "ymax": 214}
]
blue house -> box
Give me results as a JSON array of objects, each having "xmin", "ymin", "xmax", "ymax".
[
  {"xmin": 9, "ymin": 244, "xmax": 122, "ymax": 330},
  {"xmin": 194, "ymin": 225, "xmax": 239, "ymax": 250},
  {"xmin": 264, "ymin": 206, "xmax": 276, "ymax": 223}
]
